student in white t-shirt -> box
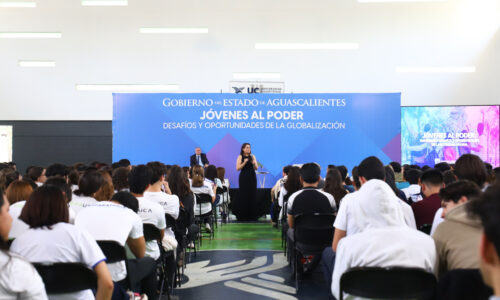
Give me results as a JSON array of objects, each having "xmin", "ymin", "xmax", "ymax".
[
  {"xmin": 10, "ymin": 185, "xmax": 113, "ymax": 300},
  {"xmin": 144, "ymin": 162, "xmax": 179, "ymax": 241},
  {"xmin": 322, "ymin": 157, "xmax": 417, "ymax": 291},
  {"xmin": 75, "ymin": 191, "xmax": 158, "ymax": 300},
  {"xmin": 190, "ymin": 166, "xmax": 216, "ymax": 231},
  {"xmin": 128, "ymin": 165, "xmax": 166, "ymax": 261},
  {"xmin": 0, "ymin": 188, "xmax": 48, "ymax": 300},
  {"xmin": 69, "ymin": 170, "xmax": 102, "ymax": 215},
  {"xmin": 5, "ymin": 180, "xmax": 33, "ymax": 239}
]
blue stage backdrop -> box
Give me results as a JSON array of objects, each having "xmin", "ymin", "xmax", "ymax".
[{"xmin": 113, "ymin": 93, "xmax": 401, "ymax": 188}]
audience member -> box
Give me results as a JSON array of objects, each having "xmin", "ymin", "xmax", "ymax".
[
  {"xmin": 11, "ymin": 185, "xmax": 114, "ymax": 300},
  {"xmin": 432, "ymin": 180, "xmax": 482, "ymax": 276},
  {"xmin": 468, "ymin": 185, "xmax": 500, "ymax": 298},
  {"xmin": 337, "ymin": 165, "xmax": 354, "ymax": 193},
  {"xmin": 112, "ymin": 167, "xmax": 130, "ymax": 192},
  {"xmin": 190, "ymin": 165, "xmax": 216, "ymax": 232},
  {"xmin": 384, "ymin": 165, "xmax": 407, "ymax": 201},
  {"xmin": 26, "ymin": 166, "xmax": 46, "ymax": 187},
  {"xmin": 278, "ymin": 166, "xmax": 301, "ymax": 220},
  {"xmin": 331, "ymin": 179, "xmax": 436, "ymax": 299},
  {"xmin": 443, "ymin": 169, "xmax": 457, "ymax": 187},
  {"xmin": 271, "ymin": 165, "xmax": 290, "ymax": 202},
  {"xmin": 389, "ymin": 161, "xmax": 404, "ymax": 182},
  {"xmin": 494, "ymin": 167, "xmax": 500, "ymax": 185},
  {"xmin": 322, "ymin": 156, "xmax": 416, "ymax": 291},
  {"xmin": 351, "ymin": 166, "xmax": 360, "ymax": 191},
  {"xmin": 435, "ymin": 162, "xmax": 452, "ymax": 173},
  {"xmin": 69, "ymin": 170, "xmax": 102, "ymax": 215},
  {"xmin": 129, "ymin": 165, "xmax": 166, "ymax": 260},
  {"xmin": 144, "ymin": 162, "xmax": 180, "ymax": 240},
  {"xmin": 75, "ymin": 183, "xmax": 157, "ymax": 299},
  {"xmin": 454, "ymin": 154, "xmax": 487, "ymax": 190},
  {"xmin": 412, "ymin": 168, "xmax": 444, "ymax": 228},
  {"xmin": 6, "ymin": 180, "xmax": 33, "ymax": 239},
  {"xmin": 0, "ymin": 168, "xmax": 20, "ymax": 190},
  {"xmin": 0, "ymin": 188, "xmax": 48, "ymax": 299},
  {"xmin": 402, "ymin": 168, "xmax": 423, "ymax": 202},
  {"xmin": 68, "ymin": 167, "xmax": 80, "ymax": 192},
  {"xmin": 287, "ymin": 163, "xmax": 336, "ymax": 273},
  {"xmin": 45, "ymin": 163, "xmax": 69, "ymax": 180},
  {"xmin": 94, "ymin": 170, "xmax": 114, "ymax": 201},
  {"xmin": 322, "ymin": 167, "xmax": 348, "ymax": 208}
]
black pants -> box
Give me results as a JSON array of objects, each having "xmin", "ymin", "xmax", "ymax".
[{"xmin": 117, "ymin": 257, "xmax": 158, "ymax": 300}]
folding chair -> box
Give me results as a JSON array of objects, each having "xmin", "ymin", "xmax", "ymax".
[
  {"xmin": 292, "ymin": 213, "xmax": 335, "ymax": 292},
  {"xmin": 339, "ymin": 266, "xmax": 437, "ymax": 300},
  {"xmin": 143, "ymin": 223, "xmax": 172, "ymax": 299},
  {"xmin": 436, "ymin": 268, "xmax": 492, "ymax": 300},
  {"xmin": 34, "ymin": 262, "xmax": 97, "ymax": 294},
  {"xmin": 97, "ymin": 240, "xmax": 133, "ymax": 289},
  {"xmin": 195, "ymin": 193, "xmax": 215, "ymax": 245}
]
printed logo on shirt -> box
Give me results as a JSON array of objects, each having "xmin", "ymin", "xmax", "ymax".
[{"xmin": 139, "ymin": 208, "xmax": 153, "ymax": 213}]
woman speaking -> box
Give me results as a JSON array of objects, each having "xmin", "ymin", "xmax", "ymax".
[{"xmin": 235, "ymin": 143, "xmax": 258, "ymax": 220}]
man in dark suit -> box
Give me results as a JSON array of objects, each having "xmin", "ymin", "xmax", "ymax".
[{"xmin": 190, "ymin": 147, "xmax": 209, "ymax": 167}]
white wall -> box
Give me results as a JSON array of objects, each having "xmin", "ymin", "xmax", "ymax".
[{"xmin": 0, "ymin": 0, "xmax": 498, "ymax": 120}]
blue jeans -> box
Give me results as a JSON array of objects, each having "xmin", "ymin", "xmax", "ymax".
[{"xmin": 321, "ymin": 247, "xmax": 336, "ymax": 299}]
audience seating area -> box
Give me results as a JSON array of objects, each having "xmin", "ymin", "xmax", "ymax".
[{"xmin": 0, "ymin": 155, "xmax": 499, "ymax": 300}]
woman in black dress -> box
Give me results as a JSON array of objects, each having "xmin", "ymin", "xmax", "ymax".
[{"xmin": 235, "ymin": 143, "xmax": 258, "ymax": 220}]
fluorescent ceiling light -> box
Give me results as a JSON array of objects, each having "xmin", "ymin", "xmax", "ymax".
[
  {"xmin": 140, "ymin": 27, "xmax": 208, "ymax": 34},
  {"xmin": 18, "ymin": 60, "xmax": 55, "ymax": 67},
  {"xmin": 255, "ymin": 43, "xmax": 359, "ymax": 50},
  {"xmin": 233, "ymin": 73, "xmax": 281, "ymax": 80},
  {"xmin": 0, "ymin": 32, "xmax": 62, "ymax": 38},
  {"xmin": 358, "ymin": 0, "xmax": 446, "ymax": 2},
  {"xmin": 0, "ymin": 1, "xmax": 36, "ymax": 7},
  {"xmin": 81, "ymin": 0, "xmax": 127, "ymax": 6},
  {"xmin": 396, "ymin": 66, "xmax": 476, "ymax": 73},
  {"xmin": 76, "ymin": 84, "xmax": 179, "ymax": 92}
]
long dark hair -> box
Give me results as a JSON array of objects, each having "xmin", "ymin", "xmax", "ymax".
[
  {"xmin": 384, "ymin": 166, "xmax": 401, "ymax": 197},
  {"xmin": 205, "ymin": 165, "xmax": 218, "ymax": 182},
  {"xmin": 323, "ymin": 168, "xmax": 348, "ymax": 207},
  {"xmin": 240, "ymin": 143, "xmax": 251, "ymax": 156},
  {"xmin": 0, "ymin": 188, "xmax": 9, "ymax": 250},
  {"xmin": 168, "ymin": 165, "xmax": 192, "ymax": 197},
  {"xmin": 284, "ymin": 167, "xmax": 301, "ymax": 199},
  {"xmin": 20, "ymin": 185, "xmax": 69, "ymax": 229}
]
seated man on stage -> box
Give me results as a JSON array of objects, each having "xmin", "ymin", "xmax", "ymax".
[{"xmin": 190, "ymin": 147, "xmax": 209, "ymax": 168}]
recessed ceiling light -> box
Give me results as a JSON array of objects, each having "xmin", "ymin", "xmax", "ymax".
[
  {"xmin": 75, "ymin": 84, "xmax": 179, "ymax": 92},
  {"xmin": 81, "ymin": 0, "xmax": 127, "ymax": 6},
  {"xmin": 18, "ymin": 60, "xmax": 55, "ymax": 67},
  {"xmin": 0, "ymin": 1, "xmax": 36, "ymax": 8},
  {"xmin": 0, "ymin": 32, "xmax": 61, "ymax": 38},
  {"xmin": 233, "ymin": 73, "xmax": 281, "ymax": 80},
  {"xmin": 255, "ymin": 43, "xmax": 359, "ymax": 50},
  {"xmin": 396, "ymin": 66, "xmax": 476, "ymax": 73},
  {"xmin": 139, "ymin": 27, "xmax": 209, "ymax": 34}
]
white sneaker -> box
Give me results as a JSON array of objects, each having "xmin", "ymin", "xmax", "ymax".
[{"xmin": 205, "ymin": 223, "xmax": 212, "ymax": 232}]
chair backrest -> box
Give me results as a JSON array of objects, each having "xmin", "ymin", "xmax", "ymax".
[
  {"xmin": 437, "ymin": 269, "xmax": 492, "ymax": 300},
  {"xmin": 418, "ymin": 224, "xmax": 432, "ymax": 235},
  {"xmin": 293, "ymin": 213, "xmax": 335, "ymax": 247},
  {"xmin": 195, "ymin": 193, "xmax": 213, "ymax": 204},
  {"xmin": 34, "ymin": 262, "xmax": 97, "ymax": 294},
  {"xmin": 143, "ymin": 223, "xmax": 162, "ymax": 241},
  {"xmin": 96, "ymin": 240, "xmax": 127, "ymax": 263},
  {"xmin": 340, "ymin": 266, "xmax": 437, "ymax": 300},
  {"xmin": 165, "ymin": 213, "xmax": 176, "ymax": 229}
]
